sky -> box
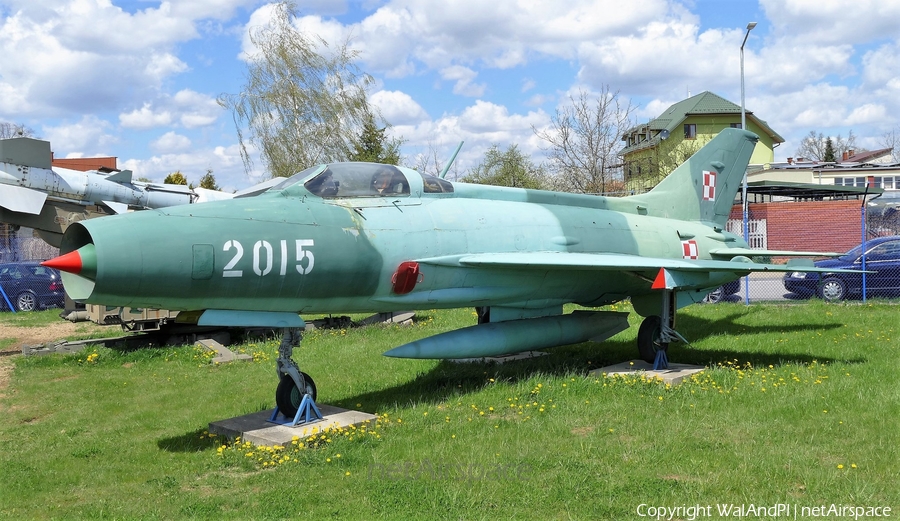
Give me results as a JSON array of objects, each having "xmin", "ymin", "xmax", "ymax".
[{"xmin": 1, "ymin": 0, "xmax": 899, "ymax": 192}]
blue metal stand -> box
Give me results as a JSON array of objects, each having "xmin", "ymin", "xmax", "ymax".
[
  {"xmin": 269, "ymin": 394, "xmax": 323, "ymax": 427},
  {"xmin": 0, "ymin": 284, "xmax": 15, "ymax": 313},
  {"xmin": 653, "ymin": 349, "xmax": 669, "ymax": 370}
]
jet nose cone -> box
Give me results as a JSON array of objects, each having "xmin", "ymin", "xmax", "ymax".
[
  {"xmin": 42, "ymin": 251, "xmax": 83, "ymax": 274},
  {"xmin": 42, "ymin": 244, "xmax": 97, "ymax": 279}
]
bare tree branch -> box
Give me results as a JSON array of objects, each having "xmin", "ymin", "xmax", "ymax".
[{"xmin": 533, "ymin": 87, "xmax": 633, "ymax": 194}]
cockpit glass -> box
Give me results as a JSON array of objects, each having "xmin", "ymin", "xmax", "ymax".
[
  {"xmin": 303, "ymin": 163, "xmax": 410, "ymax": 198},
  {"xmin": 420, "ymin": 172, "xmax": 454, "ymax": 193},
  {"xmin": 270, "ymin": 165, "xmax": 325, "ymax": 191}
]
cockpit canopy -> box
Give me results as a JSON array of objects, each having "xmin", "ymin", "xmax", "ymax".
[{"xmin": 271, "ymin": 163, "xmax": 453, "ymax": 198}]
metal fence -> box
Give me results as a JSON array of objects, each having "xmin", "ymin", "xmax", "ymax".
[
  {"xmin": 717, "ymin": 197, "xmax": 900, "ymax": 304},
  {"xmin": 0, "ymin": 226, "xmax": 59, "ymax": 263}
]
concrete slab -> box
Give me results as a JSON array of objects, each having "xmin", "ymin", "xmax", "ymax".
[
  {"xmin": 209, "ymin": 405, "xmax": 379, "ymax": 446},
  {"xmin": 590, "ymin": 360, "xmax": 705, "ymax": 386},
  {"xmin": 195, "ymin": 338, "xmax": 252, "ymax": 364},
  {"xmin": 450, "ymin": 350, "xmax": 550, "ymax": 364},
  {"xmin": 355, "ymin": 311, "xmax": 416, "ymax": 326}
]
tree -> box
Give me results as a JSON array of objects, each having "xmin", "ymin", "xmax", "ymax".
[
  {"xmin": 533, "ymin": 86, "xmax": 634, "ymax": 194},
  {"xmin": 198, "ymin": 169, "xmax": 220, "ymax": 190},
  {"xmin": 461, "ymin": 144, "xmax": 547, "ymax": 189},
  {"xmin": 348, "ymin": 112, "xmax": 402, "ymax": 165},
  {"xmin": 0, "ymin": 122, "xmax": 35, "ymax": 139},
  {"xmin": 164, "ymin": 171, "xmax": 188, "ymax": 185},
  {"xmin": 795, "ymin": 130, "xmax": 860, "ymax": 161},
  {"xmin": 878, "ymin": 127, "xmax": 900, "ymax": 162},
  {"xmin": 218, "ymin": 2, "xmax": 375, "ymax": 178},
  {"xmin": 823, "ymin": 137, "xmax": 836, "ymax": 162}
]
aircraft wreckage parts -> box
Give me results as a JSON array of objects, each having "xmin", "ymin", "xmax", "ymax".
[
  {"xmin": 383, "ymin": 310, "xmax": 629, "ymax": 359},
  {"xmin": 275, "ymin": 372, "xmax": 318, "ymax": 418}
]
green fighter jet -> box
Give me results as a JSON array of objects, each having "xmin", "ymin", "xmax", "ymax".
[{"xmin": 43, "ymin": 128, "xmax": 855, "ymax": 416}]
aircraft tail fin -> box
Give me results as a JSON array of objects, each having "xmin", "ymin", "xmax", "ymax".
[{"xmin": 624, "ymin": 128, "xmax": 758, "ymax": 227}]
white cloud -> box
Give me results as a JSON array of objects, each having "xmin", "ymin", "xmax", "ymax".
[
  {"xmin": 120, "ymin": 104, "xmax": 174, "ymax": 129},
  {"xmin": 119, "ymin": 90, "xmax": 221, "ymax": 130},
  {"xmin": 0, "ymin": 0, "xmax": 206, "ymax": 118},
  {"xmin": 845, "ymin": 103, "xmax": 887, "ymax": 126},
  {"xmin": 370, "ymin": 90, "xmax": 429, "ymax": 125},
  {"xmin": 761, "ymin": 0, "xmax": 900, "ymax": 46},
  {"xmin": 42, "ymin": 116, "xmax": 117, "ymax": 155},
  {"xmin": 121, "ymin": 143, "xmax": 253, "ymax": 192},
  {"xmin": 440, "ymin": 65, "xmax": 486, "ymax": 97},
  {"xmin": 151, "ymin": 131, "xmax": 192, "ymax": 154}
]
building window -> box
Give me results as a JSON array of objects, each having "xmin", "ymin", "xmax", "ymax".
[
  {"xmin": 684, "ymin": 124, "xmax": 697, "ymax": 139},
  {"xmin": 730, "ymin": 123, "xmax": 742, "ymax": 129}
]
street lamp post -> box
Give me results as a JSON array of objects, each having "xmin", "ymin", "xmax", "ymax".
[
  {"xmin": 740, "ymin": 22, "xmax": 757, "ymax": 130},
  {"xmin": 741, "ymin": 21, "xmax": 756, "ymax": 305}
]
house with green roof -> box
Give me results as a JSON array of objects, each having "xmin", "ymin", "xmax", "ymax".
[{"xmin": 620, "ymin": 91, "xmax": 783, "ymax": 192}]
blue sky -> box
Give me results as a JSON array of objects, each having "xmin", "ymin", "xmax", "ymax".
[{"xmin": 2, "ymin": 0, "xmax": 899, "ymax": 192}]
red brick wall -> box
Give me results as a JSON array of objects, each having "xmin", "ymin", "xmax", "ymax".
[{"xmin": 729, "ymin": 200, "xmax": 861, "ymax": 254}]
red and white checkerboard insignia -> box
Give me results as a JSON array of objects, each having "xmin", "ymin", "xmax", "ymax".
[
  {"xmin": 702, "ymin": 171, "xmax": 716, "ymax": 201},
  {"xmin": 682, "ymin": 240, "xmax": 699, "ymax": 259}
]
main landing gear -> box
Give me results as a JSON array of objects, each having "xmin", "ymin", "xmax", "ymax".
[
  {"xmin": 275, "ymin": 327, "xmax": 319, "ymax": 419},
  {"xmin": 636, "ymin": 288, "xmax": 689, "ymax": 367}
]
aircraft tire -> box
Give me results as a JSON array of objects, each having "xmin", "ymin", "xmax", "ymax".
[
  {"xmin": 275, "ymin": 372, "xmax": 318, "ymax": 418},
  {"xmin": 637, "ymin": 315, "xmax": 667, "ymax": 363}
]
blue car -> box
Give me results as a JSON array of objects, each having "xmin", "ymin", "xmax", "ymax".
[
  {"xmin": 0, "ymin": 261, "xmax": 66, "ymax": 311},
  {"xmin": 782, "ymin": 236, "xmax": 900, "ymax": 301}
]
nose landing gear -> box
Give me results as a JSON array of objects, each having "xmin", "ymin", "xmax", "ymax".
[{"xmin": 273, "ymin": 327, "xmax": 322, "ymax": 425}]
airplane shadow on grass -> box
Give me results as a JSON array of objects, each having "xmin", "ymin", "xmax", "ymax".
[
  {"xmin": 330, "ymin": 310, "xmax": 867, "ymax": 413},
  {"xmin": 156, "ymin": 310, "xmax": 866, "ymax": 450}
]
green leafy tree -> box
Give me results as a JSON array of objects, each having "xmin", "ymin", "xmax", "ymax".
[
  {"xmin": 198, "ymin": 169, "xmax": 220, "ymax": 190},
  {"xmin": 164, "ymin": 171, "xmax": 188, "ymax": 185},
  {"xmin": 349, "ymin": 112, "xmax": 402, "ymax": 165},
  {"xmin": 462, "ymin": 144, "xmax": 547, "ymax": 189},
  {"xmin": 823, "ymin": 137, "xmax": 836, "ymax": 162},
  {"xmin": 218, "ymin": 1, "xmax": 374, "ymax": 178}
]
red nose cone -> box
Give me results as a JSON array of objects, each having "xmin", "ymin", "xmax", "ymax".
[{"xmin": 42, "ymin": 251, "xmax": 83, "ymax": 274}]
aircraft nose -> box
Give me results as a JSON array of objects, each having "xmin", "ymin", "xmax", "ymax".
[{"xmin": 42, "ymin": 244, "xmax": 97, "ymax": 280}]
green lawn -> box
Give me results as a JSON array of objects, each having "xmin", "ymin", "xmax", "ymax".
[{"xmin": 0, "ymin": 301, "xmax": 897, "ymax": 519}]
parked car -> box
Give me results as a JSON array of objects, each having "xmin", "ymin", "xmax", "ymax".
[
  {"xmin": 0, "ymin": 261, "xmax": 66, "ymax": 311},
  {"xmin": 782, "ymin": 236, "xmax": 900, "ymax": 301},
  {"xmin": 703, "ymin": 280, "xmax": 741, "ymax": 303}
]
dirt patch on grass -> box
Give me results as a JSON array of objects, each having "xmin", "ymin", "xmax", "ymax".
[
  {"xmin": 0, "ymin": 320, "xmax": 83, "ymax": 397},
  {"xmin": 0, "ymin": 321, "xmax": 82, "ymax": 353}
]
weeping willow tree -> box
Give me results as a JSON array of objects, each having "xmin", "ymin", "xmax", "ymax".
[{"xmin": 218, "ymin": 2, "xmax": 374, "ymax": 178}]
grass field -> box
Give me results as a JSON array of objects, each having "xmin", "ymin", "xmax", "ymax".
[{"xmin": 0, "ymin": 301, "xmax": 898, "ymax": 520}]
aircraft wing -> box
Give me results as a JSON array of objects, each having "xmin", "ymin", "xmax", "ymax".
[
  {"xmin": 709, "ymin": 248, "xmax": 843, "ymax": 258},
  {"xmin": 420, "ymin": 252, "xmax": 866, "ymax": 291},
  {"xmin": 0, "ymin": 183, "xmax": 48, "ymax": 215},
  {"xmin": 445, "ymin": 252, "xmax": 822, "ymax": 272}
]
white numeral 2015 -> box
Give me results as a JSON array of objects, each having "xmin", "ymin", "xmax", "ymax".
[{"xmin": 222, "ymin": 239, "xmax": 314, "ymax": 278}]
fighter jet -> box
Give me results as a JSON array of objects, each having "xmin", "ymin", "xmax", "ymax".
[
  {"xmin": 43, "ymin": 129, "xmax": 856, "ymax": 415},
  {"xmin": 0, "ymin": 137, "xmax": 232, "ymax": 246}
]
